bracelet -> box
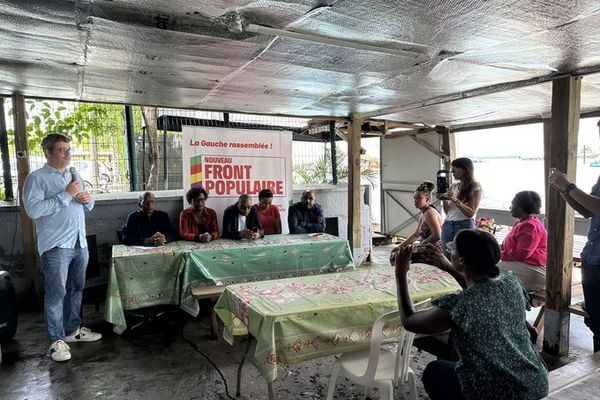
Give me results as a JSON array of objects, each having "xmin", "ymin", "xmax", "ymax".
[{"xmin": 564, "ymin": 182, "xmax": 577, "ymax": 195}]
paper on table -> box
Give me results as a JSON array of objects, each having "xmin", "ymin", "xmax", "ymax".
[{"xmin": 131, "ymin": 245, "xmax": 164, "ymax": 250}]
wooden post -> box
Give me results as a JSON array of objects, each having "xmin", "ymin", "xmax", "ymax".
[
  {"xmin": 348, "ymin": 119, "xmax": 362, "ymax": 256},
  {"xmin": 12, "ymin": 92, "xmax": 42, "ymax": 301},
  {"xmin": 543, "ymin": 119, "xmax": 552, "ymax": 215},
  {"xmin": 441, "ymin": 129, "xmax": 456, "ymax": 170},
  {"xmin": 543, "ymin": 76, "xmax": 581, "ymax": 356}
]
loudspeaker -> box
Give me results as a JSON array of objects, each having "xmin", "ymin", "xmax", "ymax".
[{"xmin": 0, "ymin": 271, "xmax": 18, "ymax": 342}]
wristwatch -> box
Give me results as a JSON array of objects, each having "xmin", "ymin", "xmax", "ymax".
[{"xmin": 564, "ymin": 182, "xmax": 577, "ymax": 195}]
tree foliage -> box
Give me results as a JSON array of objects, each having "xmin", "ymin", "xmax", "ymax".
[
  {"xmin": 7, "ymin": 100, "xmax": 125, "ymax": 151},
  {"xmin": 292, "ymin": 148, "xmax": 379, "ymax": 186}
]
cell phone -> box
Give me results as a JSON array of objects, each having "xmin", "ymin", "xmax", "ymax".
[{"xmin": 412, "ymin": 245, "xmax": 428, "ymax": 254}]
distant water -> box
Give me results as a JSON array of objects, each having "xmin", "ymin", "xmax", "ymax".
[{"xmin": 472, "ymin": 157, "xmax": 600, "ymax": 211}]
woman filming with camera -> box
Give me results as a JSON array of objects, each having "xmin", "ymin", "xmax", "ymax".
[
  {"xmin": 394, "ymin": 229, "xmax": 548, "ymax": 400},
  {"xmin": 438, "ymin": 157, "xmax": 482, "ymax": 258}
]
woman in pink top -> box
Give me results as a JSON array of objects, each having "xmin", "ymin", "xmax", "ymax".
[
  {"xmin": 255, "ymin": 189, "xmax": 282, "ymax": 235},
  {"xmin": 499, "ymin": 191, "xmax": 547, "ymax": 291}
]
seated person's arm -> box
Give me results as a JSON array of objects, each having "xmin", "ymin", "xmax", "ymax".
[
  {"xmin": 208, "ymin": 209, "xmax": 220, "ymax": 240},
  {"xmin": 179, "ymin": 211, "xmax": 197, "ymax": 242},
  {"xmin": 306, "ymin": 206, "xmax": 326, "ymax": 233},
  {"xmin": 221, "ymin": 209, "xmax": 240, "ymax": 240},
  {"xmin": 395, "ymin": 245, "xmax": 453, "ymax": 334},
  {"xmin": 122, "ymin": 213, "xmax": 144, "ymax": 246},
  {"xmin": 256, "ymin": 217, "xmax": 264, "ymax": 238},
  {"xmin": 420, "ymin": 210, "xmax": 442, "ymax": 245},
  {"xmin": 502, "ymin": 224, "xmax": 540, "ymax": 262},
  {"xmin": 400, "ymin": 225, "xmax": 421, "ymax": 248},
  {"xmin": 158, "ymin": 212, "xmax": 175, "ymax": 243},
  {"xmin": 288, "ymin": 207, "xmax": 307, "ymax": 234},
  {"xmin": 274, "ymin": 207, "xmax": 282, "ymax": 234}
]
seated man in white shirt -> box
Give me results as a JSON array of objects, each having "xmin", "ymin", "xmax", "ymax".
[{"xmin": 221, "ymin": 194, "xmax": 264, "ymax": 240}]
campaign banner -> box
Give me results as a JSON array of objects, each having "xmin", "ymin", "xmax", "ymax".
[{"xmin": 182, "ymin": 126, "xmax": 293, "ymax": 233}]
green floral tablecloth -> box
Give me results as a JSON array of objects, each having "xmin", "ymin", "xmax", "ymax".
[
  {"xmin": 105, "ymin": 243, "xmax": 185, "ymax": 334},
  {"xmin": 214, "ymin": 263, "xmax": 461, "ymax": 383},
  {"xmin": 105, "ymin": 234, "xmax": 354, "ymax": 333},
  {"xmin": 180, "ymin": 234, "xmax": 355, "ymax": 315}
]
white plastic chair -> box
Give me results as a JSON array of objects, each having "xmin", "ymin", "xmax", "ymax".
[{"xmin": 326, "ymin": 299, "xmax": 431, "ymax": 400}]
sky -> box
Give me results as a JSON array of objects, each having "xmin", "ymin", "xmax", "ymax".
[{"xmin": 457, "ymin": 117, "xmax": 600, "ymax": 158}]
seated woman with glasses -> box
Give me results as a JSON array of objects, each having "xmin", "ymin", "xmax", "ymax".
[
  {"xmin": 394, "ymin": 229, "xmax": 548, "ymax": 400},
  {"xmin": 499, "ymin": 191, "xmax": 547, "ymax": 292},
  {"xmin": 179, "ymin": 187, "xmax": 219, "ymax": 242}
]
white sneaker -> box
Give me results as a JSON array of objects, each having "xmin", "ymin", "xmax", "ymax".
[
  {"xmin": 64, "ymin": 327, "xmax": 102, "ymax": 343},
  {"xmin": 49, "ymin": 340, "xmax": 71, "ymax": 362}
]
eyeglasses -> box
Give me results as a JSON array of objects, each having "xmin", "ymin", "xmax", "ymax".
[
  {"xmin": 193, "ymin": 197, "xmax": 207, "ymax": 202},
  {"xmin": 52, "ymin": 147, "xmax": 72, "ymax": 155}
]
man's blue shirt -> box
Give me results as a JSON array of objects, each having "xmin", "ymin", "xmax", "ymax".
[
  {"xmin": 581, "ymin": 175, "xmax": 600, "ymax": 264},
  {"xmin": 23, "ymin": 164, "xmax": 94, "ymax": 255},
  {"xmin": 288, "ymin": 202, "xmax": 326, "ymax": 234}
]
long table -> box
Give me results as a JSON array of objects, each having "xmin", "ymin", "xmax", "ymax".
[
  {"xmin": 105, "ymin": 234, "xmax": 354, "ymax": 333},
  {"xmin": 105, "ymin": 243, "xmax": 185, "ymax": 334},
  {"xmin": 214, "ymin": 263, "xmax": 461, "ymax": 384}
]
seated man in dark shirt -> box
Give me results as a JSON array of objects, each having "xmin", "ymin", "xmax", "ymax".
[
  {"xmin": 122, "ymin": 192, "xmax": 174, "ymax": 246},
  {"xmin": 222, "ymin": 194, "xmax": 264, "ymax": 240},
  {"xmin": 288, "ymin": 190, "xmax": 326, "ymax": 234}
]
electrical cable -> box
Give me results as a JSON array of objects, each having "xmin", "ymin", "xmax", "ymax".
[{"xmin": 180, "ymin": 319, "xmax": 237, "ymax": 400}]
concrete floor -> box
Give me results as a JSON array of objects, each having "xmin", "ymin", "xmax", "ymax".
[{"xmin": 0, "ymin": 244, "xmax": 595, "ymax": 400}]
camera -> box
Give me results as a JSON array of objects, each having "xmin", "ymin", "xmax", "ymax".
[
  {"xmin": 412, "ymin": 244, "xmax": 428, "ymax": 254},
  {"xmin": 437, "ymin": 169, "xmax": 450, "ymax": 194}
]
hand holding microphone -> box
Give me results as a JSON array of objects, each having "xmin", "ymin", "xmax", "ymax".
[
  {"xmin": 66, "ymin": 166, "xmax": 81, "ymax": 197},
  {"xmin": 67, "ymin": 166, "xmax": 91, "ymax": 204}
]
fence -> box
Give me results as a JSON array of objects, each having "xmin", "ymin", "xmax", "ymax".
[{"xmin": 0, "ymin": 98, "xmax": 349, "ymax": 202}]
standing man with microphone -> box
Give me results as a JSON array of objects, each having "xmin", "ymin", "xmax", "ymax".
[{"xmin": 23, "ymin": 133, "xmax": 101, "ymax": 362}]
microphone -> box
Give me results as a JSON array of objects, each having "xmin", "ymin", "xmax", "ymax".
[{"xmin": 69, "ymin": 166, "xmax": 77, "ymax": 183}]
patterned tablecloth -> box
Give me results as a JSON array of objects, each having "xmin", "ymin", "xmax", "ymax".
[
  {"xmin": 105, "ymin": 234, "xmax": 354, "ymax": 333},
  {"xmin": 180, "ymin": 234, "xmax": 355, "ymax": 315},
  {"xmin": 214, "ymin": 263, "xmax": 461, "ymax": 383},
  {"xmin": 105, "ymin": 243, "xmax": 186, "ymax": 334}
]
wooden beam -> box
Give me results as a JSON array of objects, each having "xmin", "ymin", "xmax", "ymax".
[
  {"xmin": 543, "ymin": 76, "xmax": 581, "ymax": 357},
  {"xmin": 384, "ymin": 126, "xmax": 436, "ymax": 138},
  {"xmin": 441, "ymin": 129, "xmax": 456, "ymax": 170},
  {"xmin": 409, "ymin": 134, "xmax": 449, "ymax": 161},
  {"xmin": 348, "ymin": 119, "xmax": 362, "ymax": 256},
  {"xmin": 12, "ymin": 92, "xmax": 42, "ymax": 302}
]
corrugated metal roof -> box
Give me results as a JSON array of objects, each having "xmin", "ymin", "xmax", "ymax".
[{"xmin": 1, "ymin": 0, "xmax": 600, "ymax": 128}]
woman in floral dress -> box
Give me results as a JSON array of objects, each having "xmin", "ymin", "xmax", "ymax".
[{"xmin": 394, "ymin": 229, "xmax": 548, "ymax": 400}]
